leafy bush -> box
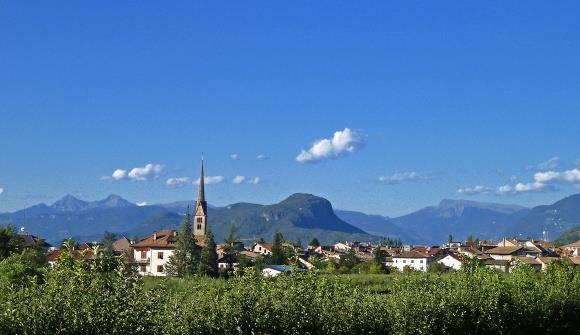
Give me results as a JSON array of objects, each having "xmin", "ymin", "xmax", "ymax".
[{"xmin": 0, "ymin": 253, "xmax": 579, "ymax": 334}]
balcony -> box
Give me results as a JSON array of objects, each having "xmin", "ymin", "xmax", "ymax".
[{"xmin": 135, "ymin": 258, "xmax": 150, "ymax": 264}]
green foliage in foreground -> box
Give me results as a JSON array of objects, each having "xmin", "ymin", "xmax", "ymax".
[{"xmin": 1, "ymin": 253, "xmax": 579, "ymax": 335}]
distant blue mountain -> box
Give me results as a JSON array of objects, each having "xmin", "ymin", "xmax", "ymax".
[
  {"xmin": 386, "ymin": 199, "xmax": 530, "ymax": 244},
  {"xmin": 0, "ymin": 193, "xmax": 380, "ymax": 245},
  {"xmin": 3, "ymin": 193, "xmax": 579, "ymax": 246}
]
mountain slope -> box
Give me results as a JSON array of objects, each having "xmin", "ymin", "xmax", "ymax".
[
  {"xmin": 0, "ymin": 193, "xmax": 380, "ymax": 245},
  {"xmin": 335, "ymin": 210, "xmax": 419, "ymax": 241},
  {"xmin": 114, "ymin": 194, "xmax": 378, "ymax": 245},
  {"xmin": 391, "ymin": 199, "xmax": 529, "ymax": 244},
  {"xmin": 554, "ymin": 226, "xmax": 580, "ymax": 245},
  {"xmin": 506, "ymin": 194, "xmax": 580, "ymax": 239}
]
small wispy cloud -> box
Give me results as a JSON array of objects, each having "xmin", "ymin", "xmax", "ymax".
[
  {"xmin": 0, "ymin": 187, "xmax": 4, "ymax": 195},
  {"xmin": 498, "ymin": 181, "xmax": 548, "ymax": 194},
  {"xmin": 232, "ymin": 176, "xmax": 246, "ymax": 184},
  {"xmin": 248, "ymin": 177, "xmax": 261, "ymax": 185},
  {"xmin": 195, "ymin": 176, "xmax": 225, "ymax": 185},
  {"xmin": 534, "ymin": 168, "xmax": 580, "ymax": 183},
  {"xmin": 296, "ymin": 128, "xmax": 365, "ymax": 163},
  {"xmin": 378, "ymin": 172, "xmax": 430, "ymax": 184},
  {"xmin": 230, "ymin": 154, "xmax": 239, "ymax": 161},
  {"xmin": 457, "ymin": 185, "xmax": 493, "ymax": 195},
  {"xmin": 104, "ymin": 164, "xmax": 164, "ymax": 181},
  {"xmin": 166, "ymin": 177, "xmax": 192, "ymax": 187},
  {"xmin": 137, "ymin": 202, "xmax": 148, "ymax": 207},
  {"xmin": 256, "ymin": 154, "xmax": 268, "ymax": 160},
  {"xmin": 527, "ymin": 156, "xmax": 560, "ymax": 170}
]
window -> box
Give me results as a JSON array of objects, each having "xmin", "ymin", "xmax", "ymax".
[
  {"xmin": 411, "ymin": 260, "xmax": 414, "ymax": 263},
  {"xmin": 197, "ymin": 217, "xmax": 203, "ymax": 223},
  {"xmin": 420, "ymin": 260, "xmax": 424, "ymax": 263},
  {"xmin": 158, "ymin": 252, "xmax": 164, "ymax": 260},
  {"xmin": 157, "ymin": 265, "xmax": 164, "ymax": 273},
  {"xmin": 197, "ymin": 224, "xmax": 202, "ymax": 230},
  {"xmin": 403, "ymin": 260, "xmax": 406, "ymax": 264},
  {"xmin": 140, "ymin": 265, "xmax": 146, "ymax": 273},
  {"xmin": 140, "ymin": 251, "xmax": 147, "ymax": 259}
]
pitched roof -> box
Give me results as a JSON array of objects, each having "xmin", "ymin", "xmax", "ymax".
[
  {"xmin": 255, "ymin": 243, "xmax": 273, "ymax": 251},
  {"xmin": 482, "ymin": 259, "xmax": 510, "ymax": 266},
  {"xmin": 393, "ymin": 250, "xmax": 429, "ymax": 258},
  {"xmin": 133, "ymin": 230, "xmax": 177, "ymax": 248},
  {"xmin": 538, "ymin": 257, "xmax": 560, "ymax": 264},
  {"xmin": 513, "ymin": 256, "xmax": 541, "ymax": 265},
  {"xmin": 569, "ymin": 257, "xmax": 580, "ymax": 265},
  {"xmin": 563, "ymin": 240, "xmax": 580, "ymax": 248},
  {"xmin": 485, "ymin": 246, "xmax": 523, "ymax": 255}
]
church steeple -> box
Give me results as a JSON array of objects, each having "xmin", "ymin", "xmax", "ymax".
[
  {"xmin": 193, "ymin": 158, "xmax": 208, "ymax": 237},
  {"xmin": 198, "ymin": 157, "xmax": 205, "ymax": 203}
]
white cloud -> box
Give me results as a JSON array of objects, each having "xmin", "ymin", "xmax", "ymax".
[
  {"xmin": 534, "ymin": 168, "xmax": 580, "ymax": 184},
  {"xmin": 534, "ymin": 157, "xmax": 560, "ymax": 170},
  {"xmin": 0, "ymin": 188, "xmax": 4, "ymax": 195},
  {"xmin": 495, "ymin": 167, "xmax": 580, "ymax": 195},
  {"xmin": 137, "ymin": 202, "xmax": 148, "ymax": 207},
  {"xmin": 248, "ymin": 177, "xmax": 261, "ymax": 185},
  {"xmin": 128, "ymin": 164, "xmax": 164, "ymax": 181},
  {"xmin": 256, "ymin": 154, "xmax": 268, "ymax": 160},
  {"xmin": 498, "ymin": 181, "xmax": 547, "ymax": 194},
  {"xmin": 498, "ymin": 185, "xmax": 513, "ymax": 194},
  {"xmin": 112, "ymin": 169, "xmax": 127, "ymax": 181},
  {"xmin": 195, "ymin": 176, "xmax": 224, "ymax": 185},
  {"xmin": 296, "ymin": 128, "xmax": 365, "ymax": 163},
  {"xmin": 378, "ymin": 171, "xmax": 429, "ymax": 184},
  {"xmin": 230, "ymin": 154, "xmax": 239, "ymax": 161},
  {"xmin": 457, "ymin": 185, "xmax": 493, "ymax": 195},
  {"xmin": 166, "ymin": 177, "xmax": 192, "ymax": 187},
  {"xmin": 232, "ymin": 176, "xmax": 246, "ymax": 184}
]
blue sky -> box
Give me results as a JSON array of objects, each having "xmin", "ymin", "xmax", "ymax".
[{"xmin": 1, "ymin": 2, "xmax": 580, "ymax": 216}]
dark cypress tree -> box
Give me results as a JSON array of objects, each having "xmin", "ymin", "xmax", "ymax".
[
  {"xmin": 309, "ymin": 238, "xmax": 320, "ymax": 248},
  {"xmin": 166, "ymin": 207, "xmax": 196, "ymax": 277},
  {"xmin": 198, "ymin": 230, "xmax": 218, "ymax": 277},
  {"xmin": 101, "ymin": 231, "xmax": 116, "ymax": 255},
  {"xmin": 271, "ymin": 231, "xmax": 285, "ymax": 265}
]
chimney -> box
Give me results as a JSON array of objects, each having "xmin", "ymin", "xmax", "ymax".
[
  {"xmin": 173, "ymin": 231, "xmax": 177, "ymax": 237},
  {"xmin": 153, "ymin": 232, "xmax": 157, "ymax": 241}
]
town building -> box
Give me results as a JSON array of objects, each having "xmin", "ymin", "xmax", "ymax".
[
  {"xmin": 438, "ymin": 253, "xmax": 463, "ymax": 271},
  {"xmin": 562, "ymin": 240, "xmax": 580, "ymax": 256},
  {"xmin": 252, "ymin": 242, "xmax": 273, "ymax": 256},
  {"xmin": 132, "ymin": 159, "xmax": 209, "ymax": 276},
  {"xmin": 392, "ymin": 250, "xmax": 431, "ymax": 272}
]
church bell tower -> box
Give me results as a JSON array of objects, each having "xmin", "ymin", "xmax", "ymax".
[{"xmin": 193, "ymin": 158, "xmax": 207, "ymax": 237}]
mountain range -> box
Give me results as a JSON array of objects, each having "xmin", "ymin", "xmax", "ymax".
[{"xmin": 1, "ymin": 193, "xmax": 580, "ymax": 246}]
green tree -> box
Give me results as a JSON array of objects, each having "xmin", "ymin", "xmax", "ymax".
[
  {"xmin": 309, "ymin": 238, "xmax": 320, "ymax": 247},
  {"xmin": 340, "ymin": 249, "xmax": 358, "ymax": 270},
  {"xmin": 166, "ymin": 207, "xmax": 197, "ymax": 277},
  {"xmin": 101, "ymin": 231, "xmax": 116, "ymax": 255},
  {"xmin": 222, "ymin": 225, "xmax": 239, "ymax": 272},
  {"xmin": 271, "ymin": 231, "xmax": 285, "ymax": 264},
  {"xmin": 0, "ymin": 225, "xmax": 22, "ymax": 260},
  {"xmin": 427, "ymin": 262, "xmax": 449, "ymax": 273},
  {"xmin": 198, "ymin": 230, "xmax": 218, "ymax": 277}
]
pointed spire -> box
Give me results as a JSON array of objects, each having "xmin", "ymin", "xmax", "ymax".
[{"xmin": 197, "ymin": 156, "xmax": 205, "ymax": 203}]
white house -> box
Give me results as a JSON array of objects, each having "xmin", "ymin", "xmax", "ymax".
[
  {"xmin": 262, "ymin": 265, "xmax": 304, "ymax": 277},
  {"xmin": 392, "ymin": 250, "xmax": 431, "ymax": 272},
  {"xmin": 333, "ymin": 242, "xmax": 351, "ymax": 252},
  {"xmin": 133, "ymin": 230, "xmax": 177, "ymax": 276},
  {"xmin": 438, "ymin": 253, "xmax": 463, "ymax": 271},
  {"xmin": 563, "ymin": 240, "xmax": 580, "ymax": 256},
  {"xmin": 252, "ymin": 242, "xmax": 273, "ymax": 256}
]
